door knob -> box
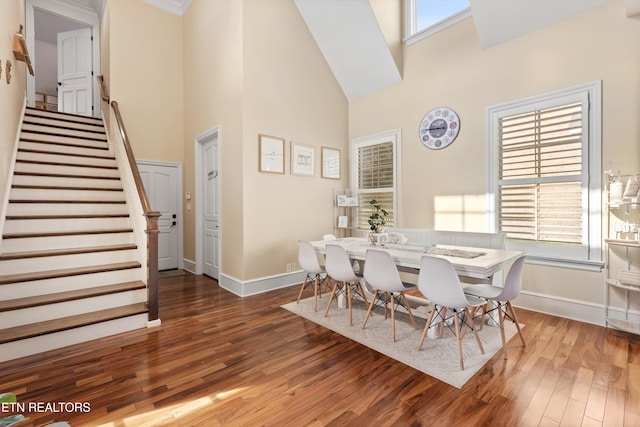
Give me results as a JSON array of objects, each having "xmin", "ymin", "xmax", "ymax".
[
  {"xmin": 57, "ymin": 82, "xmax": 62, "ymax": 86},
  {"xmin": 172, "ymin": 221, "xmax": 177, "ymax": 226}
]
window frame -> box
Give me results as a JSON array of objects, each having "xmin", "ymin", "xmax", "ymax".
[
  {"xmin": 350, "ymin": 129, "xmax": 402, "ymax": 234},
  {"xmin": 404, "ymin": 0, "xmax": 471, "ymax": 46},
  {"xmin": 487, "ymin": 81, "xmax": 603, "ymax": 271}
]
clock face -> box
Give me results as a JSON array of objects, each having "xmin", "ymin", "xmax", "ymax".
[{"xmin": 419, "ymin": 107, "xmax": 460, "ymax": 150}]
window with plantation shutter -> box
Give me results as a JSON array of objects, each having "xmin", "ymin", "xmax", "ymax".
[
  {"xmin": 488, "ymin": 82, "xmax": 602, "ymax": 270},
  {"xmin": 351, "ymin": 130, "xmax": 401, "ymax": 233}
]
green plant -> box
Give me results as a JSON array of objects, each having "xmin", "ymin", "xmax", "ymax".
[{"xmin": 367, "ymin": 199, "xmax": 388, "ymax": 233}]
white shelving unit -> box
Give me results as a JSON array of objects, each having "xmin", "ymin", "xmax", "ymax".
[
  {"xmin": 604, "ymin": 171, "xmax": 640, "ymax": 335},
  {"xmin": 333, "ymin": 188, "xmax": 361, "ymax": 238}
]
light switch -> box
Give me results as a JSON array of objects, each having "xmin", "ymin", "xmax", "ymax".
[{"xmin": 185, "ymin": 191, "xmax": 191, "ymax": 200}]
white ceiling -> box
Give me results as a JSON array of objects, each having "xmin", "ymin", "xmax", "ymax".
[
  {"xmin": 34, "ymin": 9, "xmax": 90, "ymax": 44},
  {"xmin": 294, "ymin": 0, "xmax": 402, "ymax": 101}
]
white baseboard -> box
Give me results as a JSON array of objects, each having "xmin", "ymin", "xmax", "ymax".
[
  {"xmin": 220, "ymin": 270, "xmax": 307, "ymax": 297},
  {"xmin": 183, "ymin": 258, "xmax": 196, "ymax": 274}
]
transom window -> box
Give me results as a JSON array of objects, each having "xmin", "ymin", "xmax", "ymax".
[
  {"xmin": 405, "ymin": 0, "xmax": 471, "ymax": 44},
  {"xmin": 487, "ymin": 82, "xmax": 602, "ymax": 270}
]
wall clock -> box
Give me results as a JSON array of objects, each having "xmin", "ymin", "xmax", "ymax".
[{"xmin": 419, "ymin": 107, "xmax": 460, "ymax": 150}]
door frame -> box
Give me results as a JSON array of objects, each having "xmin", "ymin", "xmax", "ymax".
[
  {"xmin": 194, "ymin": 126, "xmax": 222, "ymax": 276},
  {"xmin": 137, "ymin": 159, "xmax": 184, "ymax": 271},
  {"xmin": 26, "ymin": 0, "xmax": 102, "ymax": 118}
]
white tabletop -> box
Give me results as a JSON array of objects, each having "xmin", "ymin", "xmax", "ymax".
[{"xmin": 311, "ymin": 238, "xmax": 522, "ymax": 280}]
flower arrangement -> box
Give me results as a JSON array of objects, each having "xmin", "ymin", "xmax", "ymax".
[{"xmin": 367, "ymin": 199, "xmax": 388, "ymax": 233}]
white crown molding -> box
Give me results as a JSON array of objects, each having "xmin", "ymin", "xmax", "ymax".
[{"xmin": 143, "ymin": 0, "xmax": 192, "ymax": 16}]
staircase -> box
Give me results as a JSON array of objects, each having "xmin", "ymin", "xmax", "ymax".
[{"xmin": 0, "ymin": 107, "xmax": 150, "ymax": 362}]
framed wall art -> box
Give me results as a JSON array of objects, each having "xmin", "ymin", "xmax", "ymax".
[
  {"xmin": 259, "ymin": 134, "xmax": 285, "ymax": 174},
  {"xmin": 321, "ymin": 147, "xmax": 340, "ymax": 179},
  {"xmin": 291, "ymin": 142, "xmax": 315, "ymax": 177}
]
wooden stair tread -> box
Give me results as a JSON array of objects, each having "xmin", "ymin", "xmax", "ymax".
[
  {"xmin": 14, "ymin": 171, "xmax": 120, "ymax": 180},
  {"xmin": 20, "ymin": 138, "xmax": 109, "ymax": 151},
  {"xmin": 0, "ymin": 303, "xmax": 148, "ymax": 344},
  {"xmin": 5, "ymin": 213, "xmax": 129, "ymax": 220},
  {"xmin": 20, "ymin": 130, "xmax": 107, "ymax": 143},
  {"xmin": 0, "ymin": 281, "xmax": 146, "ymax": 312},
  {"xmin": 0, "ymin": 261, "xmax": 141, "ymax": 285},
  {"xmin": 12, "ymin": 184, "xmax": 123, "ymax": 192},
  {"xmin": 18, "ymin": 147, "xmax": 115, "ymax": 160},
  {"xmin": 8, "ymin": 200, "xmax": 126, "ymax": 205},
  {"xmin": 22, "ymin": 120, "xmax": 106, "ymax": 135},
  {"xmin": 0, "ymin": 243, "xmax": 138, "ymax": 260},
  {"xmin": 16, "ymin": 159, "xmax": 117, "ymax": 170},
  {"xmin": 3, "ymin": 228, "xmax": 133, "ymax": 239},
  {"xmin": 25, "ymin": 107, "xmax": 103, "ymax": 124}
]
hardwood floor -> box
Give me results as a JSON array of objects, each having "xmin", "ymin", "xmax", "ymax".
[{"xmin": 1, "ymin": 272, "xmax": 639, "ymax": 426}]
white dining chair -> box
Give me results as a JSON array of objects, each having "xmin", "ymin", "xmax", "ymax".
[
  {"xmin": 416, "ymin": 255, "xmax": 486, "ymax": 370},
  {"xmin": 361, "ymin": 249, "xmax": 418, "ymax": 342},
  {"xmin": 296, "ymin": 240, "xmax": 328, "ymax": 312},
  {"xmin": 463, "ymin": 255, "xmax": 527, "ymax": 359},
  {"xmin": 323, "ymin": 244, "xmax": 369, "ymax": 326}
]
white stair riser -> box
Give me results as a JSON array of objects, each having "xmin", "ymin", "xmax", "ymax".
[
  {"xmin": 6, "ymin": 202, "xmax": 128, "ymax": 216},
  {"xmin": 12, "ymin": 174, "xmax": 122, "ymax": 189},
  {"xmin": 25, "ymin": 110, "xmax": 104, "ymax": 126},
  {"xmin": 0, "ymin": 268, "xmax": 144, "ymax": 300},
  {"xmin": 4, "ymin": 217, "xmax": 130, "ymax": 234},
  {"xmin": 23, "ymin": 116, "xmax": 105, "ymax": 133},
  {"xmin": 21, "ymin": 123, "xmax": 106, "ymax": 141},
  {"xmin": 17, "ymin": 151, "xmax": 116, "ymax": 168},
  {"xmin": 14, "ymin": 162, "xmax": 120, "ymax": 178},
  {"xmin": 9, "ymin": 188, "xmax": 125, "ymax": 202},
  {"xmin": 19, "ymin": 141, "xmax": 111, "ymax": 158},
  {"xmin": 20, "ymin": 132, "xmax": 108, "ymax": 149},
  {"xmin": 0, "ymin": 290, "xmax": 147, "ymax": 328},
  {"xmin": 0, "ymin": 249, "xmax": 139, "ymax": 275},
  {"xmin": 2, "ymin": 232, "xmax": 135, "ymax": 252},
  {"xmin": 0, "ymin": 314, "xmax": 148, "ymax": 363}
]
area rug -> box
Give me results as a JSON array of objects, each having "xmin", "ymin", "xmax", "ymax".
[{"xmin": 282, "ymin": 296, "xmax": 520, "ymax": 389}]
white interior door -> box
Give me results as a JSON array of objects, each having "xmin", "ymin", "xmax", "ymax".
[
  {"xmin": 203, "ymin": 137, "xmax": 220, "ymax": 279},
  {"xmin": 138, "ymin": 162, "xmax": 181, "ymax": 271},
  {"xmin": 57, "ymin": 28, "xmax": 93, "ymax": 116}
]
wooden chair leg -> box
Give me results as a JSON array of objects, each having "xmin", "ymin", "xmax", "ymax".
[
  {"xmin": 438, "ymin": 307, "xmax": 447, "ymax": 339},
  {"xmin": 362, "ymin": 290, "xmax": 379, "ymax": 329},
  {"xmin": 297, "ymin": 273, "xmax": 310, "ymax": 303},
  {"xmin": 453, "ymin": 310, "xmax": 464, "ymax": 370},
  {"xmin": 324, "ymin": 281, "xmax": 340, "ymax": 318},
  {"xmin": 507, "ymin": 301, "xmax": 527, "ymax": 347},
  {"xmin": 390, "ymin": 292, "xmax": 396, "ymax": 342},
  {"xmin": 357, "ymin": 282, "xmax": 369, "ymax": 306},
  {"xmin": 347, "ymin": 282, "xmax": 353, "ymax": 326},
  {"xmin": 469, "ymin": 307, "xmax": 485, "ymax": 355},
  {"xmin": 400, "ymin": 292, "xmax": 418, "ymax": 329},
  {"xmin": 417, "ymin": 304, "xmax": 437, "ymax": 351},
  {"xmin": 313, "ymin": 276, "xmax": 319, "ymax": 312},
  {"xmin": 497, "ymin": 302, "xmax": 508, "ymax": 359}
]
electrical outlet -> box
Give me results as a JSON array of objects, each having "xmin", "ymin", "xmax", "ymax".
[{"xmin": 286, "ymin": 263, "xmax": 292, "ymax": 272}]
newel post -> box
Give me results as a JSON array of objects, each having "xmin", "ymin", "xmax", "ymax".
[{"xmin": 146, "ymin": 211, "xmax": 161, "ymax": 321}]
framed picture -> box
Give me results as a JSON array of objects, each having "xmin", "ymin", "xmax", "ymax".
[
  {"xmin": 259, "ymin": 134, "xmax": 285, "ymax": 174},
  {"xmin": 321, "ymin": 147, "xmax": 340, "ymax": 179},
  {"xmin": 291, "ymin": 142, "xmax": 315, "ymax": 176}
]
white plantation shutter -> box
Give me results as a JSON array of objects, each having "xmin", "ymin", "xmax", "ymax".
[
  {"xmin": 499, "ymin": 102, "xmax": 584, "ymax": 244},
  {"xmin": 488, "ymin": 82, "xmax": 602, "ymax": 268},
  {"xmin": 351, "ymin": 131, "xmax": 400, "ymax": 232}
]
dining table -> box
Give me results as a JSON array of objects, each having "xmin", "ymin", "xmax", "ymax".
[{"xmin": 310, "ymin": 237, "xmax": 523, "ymax": 283}]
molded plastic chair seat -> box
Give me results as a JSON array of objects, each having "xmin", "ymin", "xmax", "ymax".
[
  {"xmin": 323, "ymin": 244, "xmax": 369, "ymax": 326},
  {"xmin": 416, "ymin": 255, "xmax": 486, "ymax": 370},
  {"xmin": 463, "ymin": 255, "xmax": 527, "ymax": 359},
  {"xmin": 296, "ymin": 240, "xmax": 329, "ymax": 311},
  {"xmin": 361, "ymin": 249, "xmax": 417, "ymax": 342}
]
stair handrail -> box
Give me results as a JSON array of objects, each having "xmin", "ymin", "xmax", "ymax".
[
  {"xmin": 98, "ymin": 76, "xmax": 159, "ymax": 322},
  {"xmin": 97, "ymin": 75, "xmax": 110, "ymax": 103}
]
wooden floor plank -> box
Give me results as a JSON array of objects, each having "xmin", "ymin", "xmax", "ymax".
[{"xmin": 0, "ymin": 273, "xmax": 639, "ymax": 426}]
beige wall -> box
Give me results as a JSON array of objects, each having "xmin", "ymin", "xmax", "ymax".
[
  {"xmin": 0, "ymin": 0, "xmax": 26, "ymax": 222},
  {"xmin": 182, "ymin": 0, "xmax": 348, "ymax": 281},
  {"xmin": 107, "ymin": 0, "xmax": 184, "ymax": 163},
  {"xmin": 349, "ymin": 0, "xmax": 640, "ymax": 308},
  {"xmin": 183, "ymin": 0, "xmax": 245, "ymax": 278},
  {"xmin": 241, "ymin": 0, "xmax": 348, "ymax": 278}
]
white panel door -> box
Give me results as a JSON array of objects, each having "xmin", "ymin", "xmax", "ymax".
[
  {"xmin": 203, "ymin": 137, "xmax": 219, "ymax": 279},
  {"xmin": 139, "ymin": 163, "xmax": 180, "ymax": 271},
  {"xmin": 57, "ymin": 28, "xmax": 93, "ymax": 116}
]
